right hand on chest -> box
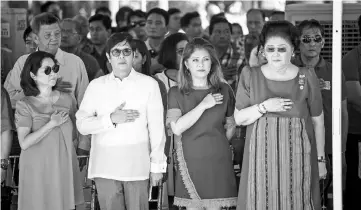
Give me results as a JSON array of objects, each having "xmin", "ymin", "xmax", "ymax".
[
  {"xmin": 262, "ymin": 97, "xmax": 293, "ymax": 112},
  {"xmin": 110, "ymin": 102, "xmax": 140, "ymax": 124},
  {"xmin": 49, "ymin": 110, "xmax": 69, "ymax": 127},
  {"xmin": 201, "ymin": 93, "xmax": 224, "ymax": 109}
]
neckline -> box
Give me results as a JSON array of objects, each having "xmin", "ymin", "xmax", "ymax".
[
  {"xmin": 32, "ymin": 90, "xmax": 61, "ymax": 105},
  {"xmin": 259, "ymin": 66, "xmax": 300, "ymax": 82}
]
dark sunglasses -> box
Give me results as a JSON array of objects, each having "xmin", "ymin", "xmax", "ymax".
[
  {"xmin": 301, "ymin": 36, "xmax": 323, "ymax": 44},
  {"xmin": 130, "ymin": 21, "xmax": 146, "ymax": 27},
  {"xmin": 111, "ymin": 48, "xmax": 133, "ymax": 57},
  {"xmin": 44, "ymin": 64, "xmax": 60, "ymax": 75}
]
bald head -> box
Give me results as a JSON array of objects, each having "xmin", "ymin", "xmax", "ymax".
[{"xmin": 72, "ymin": 15, "xmax": 89, "ymax": 38}]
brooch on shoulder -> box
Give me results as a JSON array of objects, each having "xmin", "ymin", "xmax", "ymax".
[{"xmin": 299, "ymin": 74, "xmax": 306, "ymax": 90}]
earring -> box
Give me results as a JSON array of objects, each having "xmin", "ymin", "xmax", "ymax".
[{"xmin": 292, "ymin": 52, "xmax": 295, "ymax": 57}]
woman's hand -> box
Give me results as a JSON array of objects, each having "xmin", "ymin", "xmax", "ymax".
[
  {"xmin": 201, "ymin": 93, "xmax": 223, "ymax": 110},
  {"xmin": 262, "ymin": 97, "xmax": 293, "ymax": 112},
  {"xmin": 49, "ymin": 110, "xmax": 69, "ymax": 127},
  {"xmin": 319, "ymin": 162, "xmax": 327, "ymax": 179}
]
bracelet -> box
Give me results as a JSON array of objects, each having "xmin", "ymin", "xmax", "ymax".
[
  {"xmin": 1, "ymin": 159, "xmax": 10, "ymax": 170},
  {"xmin": 256, "ymin": 104, "xmax": 265, "ymax": 114},
  {"xmin": 317, "ymin": 156, "xmax": 327, "ymax": 163},
  {"xmin": 260, "ymin": 103, "xmax": 267, "ymax": 113}
]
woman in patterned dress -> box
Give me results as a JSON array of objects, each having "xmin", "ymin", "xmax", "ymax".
[
  {"xmin": 234, "ymin": 21, "xmax": 327, "ymax": 210},
  {"xmin": 167, "ymin": 37, "xmax": 238, "ymax": 209}
]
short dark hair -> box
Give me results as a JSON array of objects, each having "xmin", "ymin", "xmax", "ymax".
[
  {"xmin": 95, "ymin": 6, "xmax": 111, "ymax": 16},
  {"xmin": 297, "ymin": 19, "xmax": 325, "ymax": 37},
  {"xmin": 258, "ymin": 20, "xmax": 300, "ymax": 53},
  {"xmin": 116, "ymin": 6, "xmax": 133, "ymax": 24},
  {"xmin": 168, "ymin": 8, "xmax": 181, "ymax": 16},
  {"xmin": 180, "ymin": 12, "xmax": 200, "ymax": 28},
  {"xmin": 106, "ymin": 32, "xmax": 134, "ymax": 55},
  {"xmin": 20, "ymin": 51, "xmax": 59, "ymax": 96},
  {"xmin": 89, "ymin": 14, "xmax": 112, "ymax": 30},
  {"xmin": 358, "ymin": 15, "xmax": 361, "ymax": 36},
  {"xmin": 231, "ymin": 23, "xmax": 242, "ymax": 32},
  {"xmin": 131, "ymin": 39, "xmax": 151, "ymax": 75},
  {"xmin": 210, "ymin": 12, "xmax": 225, "ymax": 23},
  {"xmin": 127, "ymin": 10, "xmax": 146, "ymax": 25},
  {"xmin": 209, "ymin": 17, "xmax": 232, "ymax": 36},
  {"xmin": 158, "ymin": 33, "xmax": 189, "ymax": 70},
  {"xmin": 246, "ymin": 9, "xmax": 265, "ymax": 21},
  {"xmin": 23, "ymin": 26, "xmax": 33, "ymax": 42},
  {"xmin": 40, "ymin": 1, "xmax": 58, "ymax": 13},
  {"xmin": 61, "ymin": 18, "xmax": 82, "ymax": 34},
  {"xmin": 146, "ymin": 8, "xmax": 169, "ymax": 26},
  {"xmin": 270, "ymin": 11, "xmax": 285, "ymax": 17},
  {"xmin": 31, "ymin": 13, "xmax": 60, "ymax": 34}
]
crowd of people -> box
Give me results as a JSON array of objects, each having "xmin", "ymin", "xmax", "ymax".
[{"xmin": 1, "ymin": 1, "xmax": 361, "ymax": 210}]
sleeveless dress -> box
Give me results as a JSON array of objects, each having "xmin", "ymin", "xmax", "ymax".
[
  {"xmin": 15, "ymin": 91, "xmax": 84, "ymax": 210},
  {"xmin": 167, "ymin": 83, "xmax": 238, "ymax": 208},
  {"xmin": 235, "ymin": 66, "xmax": 323, "ymax": 210}
]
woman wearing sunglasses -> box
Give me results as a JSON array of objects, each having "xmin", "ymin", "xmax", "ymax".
[
  {"xmin": 235, "ymin": 20, "xmax": 326, "ymax": 210},
  {"xmin": 15, "ymin": 51, "xmax": 84, "ymax": 210}
]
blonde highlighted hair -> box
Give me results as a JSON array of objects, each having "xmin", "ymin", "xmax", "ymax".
[{"xmin": 178, "ymin": 37, "xmax": 224, "ymax": 94}]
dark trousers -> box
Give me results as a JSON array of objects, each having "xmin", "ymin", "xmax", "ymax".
[
  {"xmin": 344, "ymin": 134, "xmax": 361, "ymax": 210},
  {"xmin": 94, "ymin": 178, "xmax": 149, "ymax": 210}
]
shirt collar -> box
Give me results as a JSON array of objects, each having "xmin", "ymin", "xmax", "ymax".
[
  {"xmin": 109, "ymin": 68, "xmax": 137, "ymax": 82},
  {"xmin": 35, "ymin": 48, "xmax": 65, "ymax": 65}
]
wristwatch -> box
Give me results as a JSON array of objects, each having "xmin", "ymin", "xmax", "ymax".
[{"xmin": 1, "ymin": 159, "xmax": 10, "ymax": 170}]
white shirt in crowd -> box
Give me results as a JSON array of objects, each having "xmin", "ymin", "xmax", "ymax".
[{"xmin": 75, "ymin": 69, "xmax": 167, "ymax": 181}]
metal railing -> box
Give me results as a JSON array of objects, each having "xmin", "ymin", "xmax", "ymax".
[{"xmin": 5, "ymin": 155, "xmax": 164, "ymax": 210}]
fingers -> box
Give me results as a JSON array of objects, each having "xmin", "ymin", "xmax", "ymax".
[
  {"xmin": 117, "ymin": 102, "xmax": 126, "ymax": 110},
  {"xmin": 212, "ymin": 93, "xmax": 224, "ymax": 104}
]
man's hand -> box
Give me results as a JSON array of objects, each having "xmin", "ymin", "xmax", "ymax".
[
  {"xmin": 150, "ymin": 173, "xmax": 163, "ymax": 187},
  {"xmin": 110, "ymin": 102, "xmax": 140, "ymax": 124},
  {"xmin": 77, "ymin": 148, "xmax": 89, "ymax": 171}
]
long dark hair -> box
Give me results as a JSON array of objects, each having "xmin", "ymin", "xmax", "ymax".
[
  {"xmin": 178, "ymin": 37, "xmax": 224, "ymax": 94},
  {"xmin": 158, "ymin": 33, "xmax": 189, "ymax": 70},
  {"xmin": 130, "ymin": 39, "xmax": 151, "ymax": 76},
  {"xmin": 20, "ymin": 51, "xmax": 61, "ymax": 96}
]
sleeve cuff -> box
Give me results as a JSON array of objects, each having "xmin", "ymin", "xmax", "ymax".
[
  {"xmin": 102, "ymin": 113, "xmax": 115, "ymax": 129},
  {"xmin": 150, "ymin": 161, "xmax": 167, "ymax": 173}
]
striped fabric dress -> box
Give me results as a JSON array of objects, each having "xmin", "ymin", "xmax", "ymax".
[{"xmin": 235, "ymin": 66, "xmax": 323, "ymax": 210}]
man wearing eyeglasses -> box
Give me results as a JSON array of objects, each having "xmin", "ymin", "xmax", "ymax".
[
  {"xmin": 60, "ymin": 19, "xmax": 104, "ymax": 82},
  {"xmin": 127, "ymin": 10, "xmax": 148, "ymax": 41},
  {"xmin": 76, "ymin": 32, "xmax": 166, "ymax": 210},
  {"xmin": 4, "ymin": 13, "xmax": 89, "ymax": 110},
  {"xmin": 294, "ymin": 19, "xmax": 349, "ymax": 208}
]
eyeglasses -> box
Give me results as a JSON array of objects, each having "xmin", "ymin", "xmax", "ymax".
[
  {"xmin": 111, "ymin": 48, "xmax": 133, "ymax": 57},
  {"xmin": 264, "ymin": 47, "xmax": 287, "ymax": 53},
  {"xmin": 44, "ymin": 64, "xmax": 60, "ymax": 75},
  {"xmin": 130, "ymin": 21, "xmax": 146, "ymax": 27},
  {"xmin": 44, "ymin": 31, "xmax": 61, "ymax": 40},
  {"xmin": 176, "ymin": 48, "xmax": 184, "ymax": 56},
  {"xmin": 301, "ymin": 36, "xmax": 323, "ymax": 44}
]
